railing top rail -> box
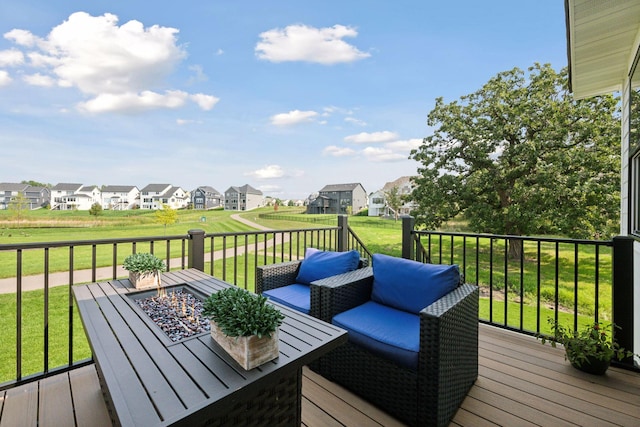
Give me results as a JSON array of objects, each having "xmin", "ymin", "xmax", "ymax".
[
  {"xmin": 0, "ymin": 226, "xmax": 343, "ymax": 251},
  {"xmin": 413, "ymin": 229, "xmax": 613, "ymax": 246},
  {"xmin": 0, "ymin": 234, "xmax": 189, "ymax": 251},
  {"xmin": 203, "ymin": 226, "xmax": 340, "ymax": 239}
]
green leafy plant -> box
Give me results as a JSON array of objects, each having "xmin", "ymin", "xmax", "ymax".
[
  {"xmin": 122, "ymin": 253, "xmax": 165, "ymax": 273},
  {"xmin": 202, "ymin": 287, "xmax": 284, "ymax": 338},
  {"xmin": 538, "ymin": 318, "xmax": 635, "ymax": 368}
]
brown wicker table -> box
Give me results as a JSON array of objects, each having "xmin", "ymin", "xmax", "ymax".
[{"xmin": 72, "ymin": 269, "xmax": 347, "ymax": 426}]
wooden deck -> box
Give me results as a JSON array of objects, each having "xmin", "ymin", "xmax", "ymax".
[{"xmin": 1, "ymin": 323, "xmax": 639, "ymax": 426}]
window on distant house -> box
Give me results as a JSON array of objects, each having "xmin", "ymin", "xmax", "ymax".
[{"xmin": 629, "ymin": 48, "xmax": 640, "ymax": 235}]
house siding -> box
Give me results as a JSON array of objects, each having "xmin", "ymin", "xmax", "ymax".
[{"xmin": 307, "ymin": 183, "xmax": 367, "ymax": 214}]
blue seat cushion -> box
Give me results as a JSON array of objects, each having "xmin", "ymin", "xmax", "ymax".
[
  {"xmin": 332, "ymin": 301, "xmax": 419, "ymax": 370},
  {"xmin": 295, "ymin": 248, "xmax": 360, "ymax": 285},
  {"xmin": 263, "ymin": 284, "xmax": 310, "ymax": 314},
  {"xmin": 371, "ymin": 253, "xmax": 460, "ymax": 314}
]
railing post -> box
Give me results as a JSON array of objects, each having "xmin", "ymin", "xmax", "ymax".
[
  {"xmin": 188, "ymin": 229, "xmax": 206, "ymax": 271},
  {"xmin": 612, "ymin": 235, "xmax": 634, "ymax": 369},
  {"xmin": 337, "ymin": 215, "xmax": 348, "ymax": 251},
  {"xmin": 401, "ymin": 215, "xmax": 415, "ymax": 260}
]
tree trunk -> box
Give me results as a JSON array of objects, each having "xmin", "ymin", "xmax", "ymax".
[{"xmin": 508, "ymin": 238, "xmax": 522, "ymax": 260}]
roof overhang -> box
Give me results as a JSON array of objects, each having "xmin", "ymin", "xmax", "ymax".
[{"xmin": 566, "ymin": 0, "xmax": 640, "ymax": 99}]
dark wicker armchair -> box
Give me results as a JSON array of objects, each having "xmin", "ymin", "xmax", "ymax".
[
  {"xmin": 255, "ymin": 250, "xmax": 368, "ymax": 318},
  {"xmin": 315, "ymin": 256, "xmax": 478, "ymax": 427}
]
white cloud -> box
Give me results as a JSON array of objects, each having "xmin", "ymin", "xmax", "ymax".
[
  {"xmin": 23, "ymin": 73, "xmax": 55, "ymax": 87},
  {"xmin": 188, "ymin": 65, "xmax": 208, "ymax": 83},
  {"xmin": 216, "ymin": 48, "xmax": 224, "ymax": 55},
  {"xmin": 0, "ymin": 70, "xmax": 11, "ymax": 86},
  {"xmin": 245, "ymin": 165, "xmax": 285, "ymax": 180},
  {"xmin": 362, "ymin": 146, "xmax": 405, "ymax": 162},
  {"xmin": 0, "ymin": 49, "xmax": 24, "ymax": 67},
  {"xmin": 3, "ymin": 29, "xmax": 38, "ymax": 47},
  {"xmin": 385, "ymin": 138, "xmax": 422, "ymax": 152},
  {"xmin": 344, "ymin": 131, "xmax": 399, "ymax": 144},
  {"xmin": 3, "ymin": 12, "xmax": 218, "ymax": 113},
  {"xmin": 78, "ymin": 90, "xmax": 189, "ymax": 113},
  {"xmin": 176, "ymin": 118, "xmax": 195, "ymax": 125},
  {"xmin": 190, "ymin": 93, "xmax": 219, "ymax": 110},
  {"xmin": 323, "ymin": 145, "xmax": 356, "ymax": 157},
  {"xmin": 344, "ymin": 117, "xmax": 367, "ymax": 126},
  {"xmin": 255, "ymin": 24, "xmax": 370, "ymax": 64},
  {"xmin": 270, "ymin": 109, "xmax": 318, "ymax": 126}
]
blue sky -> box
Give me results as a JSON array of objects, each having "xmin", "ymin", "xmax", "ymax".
[{"xmin": 0, "ymin": 1, "xmax": 567, "ymax": 200}]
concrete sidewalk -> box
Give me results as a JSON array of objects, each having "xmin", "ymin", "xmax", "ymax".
[{"xmin": 0, "ymin": 214, "xmax": 286, "ymax": 294}]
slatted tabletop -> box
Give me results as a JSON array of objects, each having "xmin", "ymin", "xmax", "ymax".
[{"xmin": 72, "ymin": 269, "xmax": 347, "ymax": 427}]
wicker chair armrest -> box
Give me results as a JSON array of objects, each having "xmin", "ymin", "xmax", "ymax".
[
  {"xmin": 315, "ymin": 267, "xmax": 374, "ymax": 322},
  {"xmin": 418, "ymin": 284, "xmax": 479, "ymax": 425},
  {"xmin": 255, "ymin": 260, "xmax": 302, "ymax": 294}
]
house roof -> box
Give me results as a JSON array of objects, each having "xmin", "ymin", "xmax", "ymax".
[
  {"xmin": 381, "ymin": 176, "xmax": 415, "ymax": 192},
  {"xmin": 565, "ymin": 0, "xmax": 640, "ymax": 99},
  {"xmin": 52, "ymin": 183, "xmax": 83, "ymax": 191},
  {"xmin": 102, "ymin": 185, "xmax": 138, "ymax": 192},
  {"xmin": 80, "ymin": 185, "xmax": 99, "ymax": 192},
  {"xmin": 196, "ymin": 186, "xmax": 221, "ymax": 195},
  {"xmin": 140, "ymin": 184, "xmax": 171, "ymax": 192},
  {"xmin": 226, "ymin": 184, "xmax": 262, "ymax": 195},
  {"xmin": 0, "ymin": 182, "xmax": 29, "ymax": 192},
  {"xmin": 319, "ymin": 183, "xmax": 364, "ymax": 192}
]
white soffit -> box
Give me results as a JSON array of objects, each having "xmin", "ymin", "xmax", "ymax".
[{"xmin": 567, "ymin": 0, "xmax": 640, "ymax": 99}]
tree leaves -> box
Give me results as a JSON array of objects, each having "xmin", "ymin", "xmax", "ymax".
[{"xmin": 410, "ymin": 63, "xmax": 620, "ymax": 239}]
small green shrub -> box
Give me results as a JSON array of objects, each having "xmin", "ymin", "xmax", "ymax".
[
  {"xmin": 202, "ymin": 287, "xmax": 284, "ymax": 338},
  {"xmin": 122, "ymin": 253, "xmax": 165, "ymax": 273}
]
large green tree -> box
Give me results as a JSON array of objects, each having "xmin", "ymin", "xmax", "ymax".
[{"xmin": 410, "ymin": 63, "xmax": 620, "ymax": 257}]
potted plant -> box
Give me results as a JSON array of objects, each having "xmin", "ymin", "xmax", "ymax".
[
  {"xmin": 539, "ymin": 318, "xmax": 636, "ymax": 375},
  {"xmin": 202, "ymin": 287, "xmax": 285, "ymax": 370},
  {"xmin": 123, "ymin": 252, "xmax": 165, "ymax": 289}
]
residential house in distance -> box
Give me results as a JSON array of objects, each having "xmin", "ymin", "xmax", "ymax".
[
  {"xmin": 78, "ymin": 185, "xmax": 102, "ymax": 207},
  {"xmin": 50, "ymin": 183, "xmax": 83, "ymax": 210},
  {"xmin": 101, "ymin": 185, "xmax": 140, "ymax": 210},
  {"xmin": 192, "ymin": 186, "xmax": 222, "ymax": 210},
  {"xmin": 159, "ymin": 186, "xmax": 190, "ymax": 210},
  {"xmin": 140, "ymin": 184, "xmax": 190, "ymax": 210},
  {"xmin": 307, "ymin": 183, "xmax": 367, "ymax": 215},
  {"xmin": 23, "ymin": 185, "xmax": 51, "ymax": 209},
  {"xmin": 224, "ymin": 184, "xmax": 263, "ymax": 211},
  {"xmin": 368, "ymin": 176, "xmax": 417, "ymax": 217},
  {"xmin": 0, "ymin": 182, "xmax": 49, "ymax": 209}
]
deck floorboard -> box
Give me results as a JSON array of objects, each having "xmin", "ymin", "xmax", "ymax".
[{"xmin": 1, "ymin": 324, "xmax": 638, "ymax": 426}]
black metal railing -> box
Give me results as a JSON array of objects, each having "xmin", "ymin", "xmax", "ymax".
[
  {"xmin": 0, "ymin": 220, "xmax": 367, "ymax": 389},
  {"xmin": 400, "ymin": 217, "xmax": 619, "ymax": 338},
  {"xmin": 1, "ymin": 214, "xmax": 635, "ymax": 389}
]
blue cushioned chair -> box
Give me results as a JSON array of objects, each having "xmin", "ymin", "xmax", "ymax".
[
  {"xmin": 316, "ymin": 254, "xmax": 478, "ymax": 427},
  {"xmin": 255, "ymin": 248, "xmax": 367, "ymax": 317}
]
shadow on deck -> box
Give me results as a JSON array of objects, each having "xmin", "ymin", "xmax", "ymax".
[{"xmin": 1, "ymin": 324, "xmax": 638, "ymax": 426}]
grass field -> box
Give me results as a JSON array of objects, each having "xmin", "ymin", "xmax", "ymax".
[{"xmin": 0, "ymin": 206, "xmax": 609, "ymax": 384}]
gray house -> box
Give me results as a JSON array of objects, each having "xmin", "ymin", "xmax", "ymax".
[
  {"xmin": 192, "ymin": 186, "xmax": 222, "ymax": 210},
  {"xmin": 0, "ymin": 182, "xmax": 50, "ymax": 210},
  {"xmin": 224, "ymin": 184, "xmax": 263, "ymax": 211},
  {"xmin": 307, "ymin": 183, "xmax": 367, "ymax": 215}
]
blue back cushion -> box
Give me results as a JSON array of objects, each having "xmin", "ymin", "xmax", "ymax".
[
  {"xmin": 371, "ymin": 254, "xmax": 460, "ymax": 314},
  {"xmin": 295, "ymin": 248, "xmax": 360, "ymax": 285}
]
